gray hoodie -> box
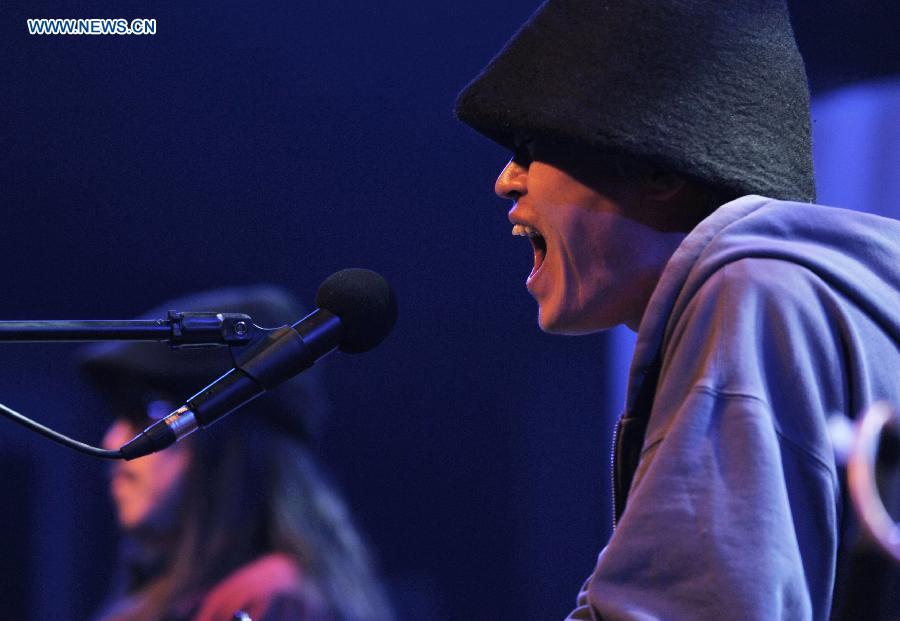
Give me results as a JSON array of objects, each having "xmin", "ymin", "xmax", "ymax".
[{"xmin": 569, "ymin": 195, "xmax": 900, "ymax": 620}]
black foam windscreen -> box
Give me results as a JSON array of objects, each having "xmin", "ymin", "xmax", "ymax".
[{"xmin": 315, "ymin": 268, "xmax": 398, "ymax": 354}]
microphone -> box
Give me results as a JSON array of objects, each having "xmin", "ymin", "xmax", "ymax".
[{"xmin": 119, "ymin": 269, "xmax": 397, "ymax": 460}]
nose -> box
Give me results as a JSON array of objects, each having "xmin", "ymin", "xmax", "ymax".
[
  {"xmin": 494, "ymin": 158, "xmax": 528, "ymax": 200},
  {"xmin": 102, "ymin": 419, "xmax": 134, "ymax": 451}
]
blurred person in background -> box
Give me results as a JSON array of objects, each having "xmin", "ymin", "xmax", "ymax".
[{"xmin": 79, "ymin": 286, "xmax": 393, "ymax": 621}]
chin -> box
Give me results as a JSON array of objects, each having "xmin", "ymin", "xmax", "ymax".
[
  {"xmin": 537, "ymin": 308, "xmax": 611, "ymax": 335},
  {"xmin": 116, "ymin": 504, "xmax": 150, "ymax": 532},
  {"xmin": 118, "ymin": 516, "xmax": 139, "ymax": 532}
]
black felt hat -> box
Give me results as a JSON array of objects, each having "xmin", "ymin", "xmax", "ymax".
[
  {"xmin": 78, "ymin": 285, "xmax": 326, "ymax": 443},
  {"xmin": 455, "ymin": 0, "xmax": 815, "ymax": 202}
]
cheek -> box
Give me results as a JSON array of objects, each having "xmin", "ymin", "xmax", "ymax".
[
  {"xmin": 117, "ymin": 448, "xmax": 191, "ymax": 529},
  {"xmin": 556, "ymin": 218, "xmax": 637, "ymax": 328},
  {"xmin": 147, "ymin": 450, "xmax": 191, "ymax": 503},
  {"xmin": 555, "ymin": 211, "xmax": 620, "ymax": 283}
]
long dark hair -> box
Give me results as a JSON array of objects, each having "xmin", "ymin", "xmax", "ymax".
[
  {"xmin": 97, "ymin": 389, "xmax": 393, "ymax": 621},
  {"xmin": 82, "ymin": 286, "xmax": 393, "ymax": 620}
]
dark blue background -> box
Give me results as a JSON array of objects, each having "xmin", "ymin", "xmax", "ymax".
[{"xmin": 0, "ymin": 1, "xmax": 897, "ymax": 618}]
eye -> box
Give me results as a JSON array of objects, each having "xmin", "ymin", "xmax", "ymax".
[
  {"xmin": 146, "ymin": 399, "xmax": 174, "ymax": 422},
  {"xmin": 117, "ymin": 398, "xmax": 175, "ymax": 427},
  {"xmin": 512, "ymin": 136, "xmax": 535, "ymax": 166}
]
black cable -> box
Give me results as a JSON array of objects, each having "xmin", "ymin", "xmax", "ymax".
[{"xmin": 0, "ymin": 402, "xmax": 123, "ymax": 460}]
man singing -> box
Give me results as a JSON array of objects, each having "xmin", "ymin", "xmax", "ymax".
[{"xmin": 455, "ymin": 0, "xmax": 900, "ymax": 618}]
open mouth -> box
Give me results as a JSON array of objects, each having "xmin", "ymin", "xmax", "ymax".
[{"xmin": 512, "ymin": 223, "xmax": 547, "ymax": 278}]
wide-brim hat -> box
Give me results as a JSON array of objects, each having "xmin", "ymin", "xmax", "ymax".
[
  {"xmin": 455, "ymin": 0, "xmax": 815, "ymax": 203},
  {"xmin": 78, "ymin": 285, "xmax": 326, "ymax": 443}
]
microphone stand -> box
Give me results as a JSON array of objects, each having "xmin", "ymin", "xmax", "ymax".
[
  {"xmin": 0, "ymin": 311, "xmax": 257, "ymax": 346},
  {"xmin": 0, "ymin": 311, "xmax": 264, "ymax": 459}
]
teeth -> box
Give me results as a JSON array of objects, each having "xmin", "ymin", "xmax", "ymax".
[{"xmin": 512, "ymin": 224, "xmax": 542, "ymax": 238}]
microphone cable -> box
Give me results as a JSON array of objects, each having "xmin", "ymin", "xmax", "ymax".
[
  {"xmin": 0, "ymin": 267, "xmax": 397, "ymax": 462},
  {"xmin": 0, "ymin": 401, "xmax": 123, "ymax": 459}
]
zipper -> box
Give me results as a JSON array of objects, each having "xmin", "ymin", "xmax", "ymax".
[
  {"xmin": 610, "ymin": 417, "xmax": 620, "ymax": 530},
  {"xmin": 610, "ymin": 414, "xmax": 627, "ymax": 530}
]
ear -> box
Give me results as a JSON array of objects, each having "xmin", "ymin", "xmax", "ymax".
[
  {"xmin": 631, "ymin": 171, "xmax": 712, "ymax": 233},
  {"xmin": 642, "ymin": 170, "xmax": 688, "ymax": 202}
]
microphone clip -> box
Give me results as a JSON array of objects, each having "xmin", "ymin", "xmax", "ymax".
[{"xmin": 167, "ymin": 311, "xmax": 257, "ymax": 348}]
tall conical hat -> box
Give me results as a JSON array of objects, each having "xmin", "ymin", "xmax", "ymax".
[{"xmin": 455, "ymin": 0, "xmax": 815, "ymax": 202}]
